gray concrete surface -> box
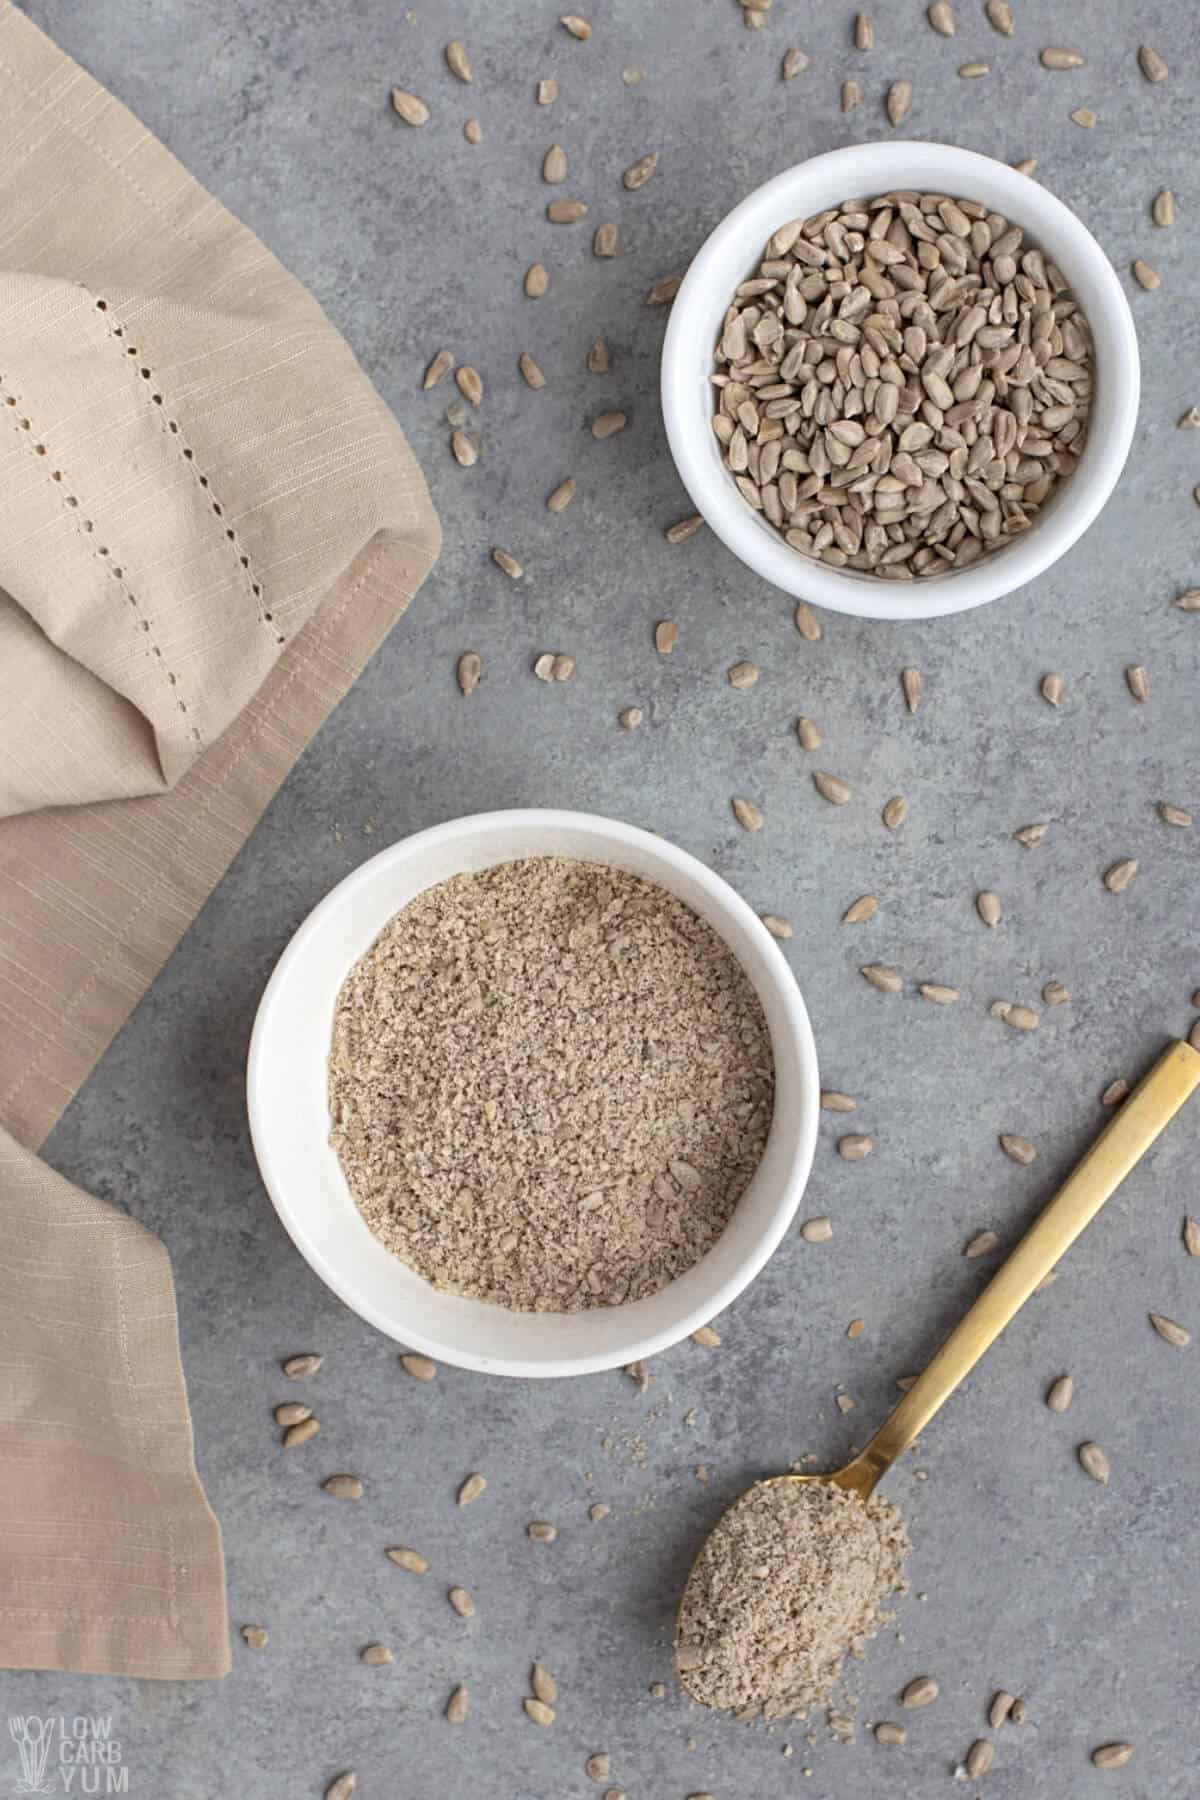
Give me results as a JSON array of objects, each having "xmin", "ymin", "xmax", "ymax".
[{"xmin": 5, "ymin": 0, "xmax": 1198, "ymax": 1795}]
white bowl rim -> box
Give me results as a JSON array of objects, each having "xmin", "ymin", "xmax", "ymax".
[
  {"xmin": 247, "ymin": 808, "xmax": 821, "ymax": 1378},
  {"xmin": 661, "ymin": 140, "xmax": 1140, "ymax": 622}
]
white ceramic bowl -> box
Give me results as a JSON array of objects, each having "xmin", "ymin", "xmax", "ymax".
[
  {"xmin": 247, "ymin": 810, "xmax": 820, "ymax": 1378},
  {"xmin": 661, "ymin": 141, "xmax": 1140, "ymax": 622}
]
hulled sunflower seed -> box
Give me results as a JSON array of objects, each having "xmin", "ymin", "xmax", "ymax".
[
  {"xmin": 275, "ymin": 1402, "xmax": 312, "ymax": 1426},
  {"xmin": 593, "ymin": 221, "xmax": 619, "ymax": 257},
  {"xmin": 862, "ymin": 964, "xmax": 902, "ymax": 993},
  {"xmin": 875, "ymin": 1722, "xmax": 906, "ymax": 1746},
  {"xmin": 1103, "ymin": 858, "xmax": 1137, "ymax": 893},
  {"xmin": 985, "ymin": 0, "xmax": 1014, "ymax": 34},
  {"xmin": 590, "ymin": 1502, "xmax": 611, "ymax": 1520},
  {"xmin": 387, "ymin": 1546, "xmax": 428, "ymax": 1572},
  {"xmin": 1183, "ymin": 1217, "xmax": 1200, "ymax": 1257},
  {"xmin": 901, "ymin": 1676, "xmax": 939, "ymax": 1708},
  {"xmin": 391, "ymin": 89, "xmax": 430, "ymax": 125},
  {"xmin": 794, "ymin": 603, "xmax": 822, "ymax": 641},
  {"xmin": 854, "ymin": 13, "xmax": 873, "ymax": 50},
  {"xmin": 821, "ymin": 1091, "xmax": 857, "ymax": 1111},
  {"xmin": 883, "ymin": 796, "xmax": 908, "ymax": 830},
  {"xmin": 241, "ymin": 1624, "xmax": 269, "ymax": 1648},
  {"xmin": 525, "ymin": 1698, "xmax": 556, "ymax": 1726},
  {"xmin": 1126, "ymin": 664, "xmax": 1149, "ymax": 701},
  {"xmin": 423, "ymin": 350, "xmax": 454, "ymax": 389},
  {"xmin": 965, "ymin": 1229, "xmax": 1000, "ymax": 1257},
  {"xmin": 323, "ymin": 1474, "xmax": 364, "ymax": 1500},
  {"xmin": 646, "ymin": 274, "xmax": 682, "ymax": 306},
  {"xmin": 618, "ymin": 707, "xmax": 643, "ymax": 730},
  {"xmin": 543, "ymin": 144, "xmax": 567, "ymax": 183},
  {"xmin": 1046, "ymin": 1375, "xmax": 1074, "ymax": 1413},
  {"xmin": 1040, "ymin": 46, "xmax": 1083, "ymax": 69},
  {"xmin": 1014, "ymin": 156, "xmax": 1038, "ymax": 175},
  {"xmin": 464, "ymin": 119, "xmax": 482, "ymax": 144},
  {"xmin": 1132, "ymin": 259, "xmax": 1161, "ymax": 290},
  {"xmin": 1149, "ymin": 1312, "xmax": 1190, "ymax": 1347},
  {"xmin": 728, "ymin": 660, "xmax": 760, "ymax": 689},
  {"xmin": 802, "ymin": 1217, "xmax": 834, "ymax": 1242},
  {"xmin": 1175, "ymin": 588, "xmax": 1200, "ymax": 609},
  {"xmin": 587, "ymin": 337, "xmax": 611, "ymax": 373},
  {"xmin": 977, "ymin": 891, "xmax": 1002, "ymax": 928},
  {"xmin": 527, "ymin": 1520, "xmax": 558, "ymax": 1542},
  {"xmin": 1153, "ymin": 189, "xmax": 1176, "ymax": 226},
  {"xmin": 1078, "ymin": 1441, "xmax": 1111, "ymax": 1484},
  {"xmin": 446, "ymin": 1686, "xmax": 470, "ymax": 1724},
  {"xmin": 1014, "ymin": 822, "xmax": 1048, "ymax": 847},
  {"xmin": 842, "ymin": 78, "xmax": 862, "ymax": 111},
  {"xmin": 283, "ymin": 1353, "xmax": 322, "ymax": 1377},
  {"xmin": 965, "ymin": 1741, "xmax": 993, "ymax": 1778},
  {"xmin": 585, "ymin": 1753, "xmax": 611, "ymax": 1781},
  {"xmin": 814, "ymin": 771, "xmax": 851, "ymax": 805},
  {"xmin": 797, "ymin": 716, "xmax": 822, "ymax": 749},
  {"xmin": 901, "ymin": 668, "xmax": 922, "ymax": 713},
  {"xmin": 666, "ymin": 513, "xmax": 704, "ymax": 543},
  {"xmin": 761, "ymin": 914, "xmax": 793, "ymax": 938},
  {"xmin": 283, "ymin": 1418, "xmax": 320, "ymax": 1447},
  {"xmin": 448, "ymin": 1586, "xmax": 475, "ymax": 1617},
  {"xmin": 886, "ymin": 79, "xmax": 913, "ymax": 124},
  {"xmin": 992, "ymin": 1001, "xmax": 1039, "ymax": 1029},
  {"xmin": 525, "ymin": 263, "xmax": 549, "ymax": 297},
  {"xmin": 361, "ymin": 1643, "xmax": 394, "ymax": 1664},
  {"xmin": 592, "ymin": 411, "xmax": 627, "ymax": 438},
  {"xmin": 1179, "ymin": 410, "xmax": 1200, "ymax": 429},
  {"xmin": 655, "ymin": 620, "xmax": 679, "ymax": 654},
  {"xmin": 450, "ymin": 430, "xmax": 478, "ymax": 467},
  {"xmin": 782, "ymin": 47, "xmax": 810, "ymax": 79},
  {"xmin": 1138, "ymin": 44, "xmax": 1167, "ymax": 82},
  {"xmin": 989, "ymin": 1691, "xmax": 1016, "ymax": 1728},
  {"xmin": 692, "ymin": 1325, "xmax": 722, "ymax": 1348},
  {"xmin": 1041, "ymin": 672, "xmax": 1065, "ymax": 706},
  {"xmin": 838, "ymin": 1134, "xmax": 874, "ymax": 1160},
  {"xmin": 457, "ymin": 1472, "xmax": 487, "ymax": 1506},
  {"xmin": 999, "ymin": 1134, "xmax": 1037, "ymax": 1164},
  {"xmin": 1070, "ymin": 106, "xmax": 1096, "ymax": 128},
  {"xmin": 548, "ymin": 198, "xmax": 587, "ymax": 223},
  {"xmin": 457, "ymin": 652, "xmax": 483, "ymax": 695},
  {"xmin": 561, "ymin": 13, "xmax": 592, "ymax": 38},
  {"xmin": 843, "ymin": 894, "xmax": 878, "ymax": 924},
  {"xmin": 537, "ymin": 77, "xmax": 558, "ymax": 104},
  {"xmin": 1042, "ymin": 979, "xmax": 1070, "ymax": 1004},
  {"xmin": 920, "ymin": 983, "xmax": 960, "ymax": 1005},
  {"xmin": 927, "ymin": 2, "xmax": 955, "ymax": 35},
  {"xmin": 445, "ymin": 41, "xmax": 472, "ymax": 81},
  {"xmin": 547, "ymin": 477, "xmax": 577, "ymax": 511},
  {"xmin": 400, "ymin": 1352, "xmax": 437, "ymax": 1381},
  {"xmin": 1092, "ymin": 1743, "xmax": 1135, "ymax": 1770},
  {"xmin": 492, "ymin": 546, "xmax": 524, "ymax": 578},
  {"xmin": 624, "ymin": 153, "xmax": 658, "ymax": 190},
  {"xmin": 961, "ymin": 61, "xmax": 989, "ymax": 77},
  {"xmin": 326, "ymin": 1774, "xmax": 356, "ymax": 1800},
  {"xmin": 533, "ymin": 652, "xmax": 575, "ymax": 682},
  {"xmin": 1101, "ymin": 1078, "xmax": 1129, "ymax": 1107},
  {"xmin": 531, "ymin": 1662, "xmax": 558, "ymax": 1703},
  {"xmin": 732, "ymin": 796, "xmax": 764, "ymax": 832}
]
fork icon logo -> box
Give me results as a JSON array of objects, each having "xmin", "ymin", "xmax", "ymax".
[{"xmin": 8, "ymin": 1719, "xmax": 56, "ymax": 1795}]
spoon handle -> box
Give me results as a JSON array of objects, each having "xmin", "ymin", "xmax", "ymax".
[{"xmin": 855, "ymin": 1039, "xmax": 1200, "ymax": 1490}]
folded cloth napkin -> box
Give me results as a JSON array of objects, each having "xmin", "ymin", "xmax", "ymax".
[{"xmin": 0, "ymin": 2, "xmax": 440, "ymax": 1678}]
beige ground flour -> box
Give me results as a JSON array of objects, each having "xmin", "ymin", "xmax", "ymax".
[
  {"xmin": 675, "ymin": 1480, "xmax": 908, "ymax": 1717},
  {"xmin": 328, "ymin": 857, "xmax": 774, "ymax": 1310}
]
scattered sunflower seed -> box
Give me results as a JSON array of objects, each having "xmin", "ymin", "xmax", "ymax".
[
  {"xmin": 875, "ymin": 1722, "xmax": 906, "ymax": 1745},
  {"xmin": 464, "ymin": 118, "xmax": 482, "ymax": 144},
  {"xmin": 624, "ymin": 153, "xmax": 658, "ymax": 191},
  {"xmin": 450, "ymin": 430, "xmax": 478, "ymax": 467},
  {"xmin": 537, "ymin": 78, "xmax": 557, "ymax": 104},
  {"xmin": 1070, "ymin": 106, "xmax": 1096, "ymax": 128},
  {"xmin": 525, "ymin": 262, "xmax": 549, "ymax": 298},
  {"xmin": 547, "ymin": 477, "xmax": 577, "ymax": 511},
  {"xmin": 1183, "ymin": 1216, "xmax": 1200, "ymax": 1257},
  {"xmin": 1014, "ymin": 822, "xmax": 1048, "ymax": 847},
  {"xmin": 1013, "ymin": 157, "xmax": 1038, "ymax": 176},
  {"xmin": 1132, "ymin": 259, "xmax": 1161, "ymax": 290},
  {"xmin": 666, "ymin": 513, "xmax": 704, "ymax": 543},
  {"xmin": 843, "ymin": 894, "xmax": 878, "ymax": 924},
  {"xmin": 821, "ymin": 1091, "xmax": 857, "ymax": 1111},
  {"xmin": 965, "ymin": 1740, "xmax": 994, "ymax": 1779},
  {"xmin": 543, "ymin": 143, "xmax": 567, "ymax": 183},
  {"xmin": 1149, "ymin": 1312, "xmax": 1190, "ymax": 1348},
  {"xmin": 445, "ymin": 41, "xmax": 472, "ymax": 82},
  {"xmin": 692, "ymin": 1324, "xmax": 722, "ymax": 1348},
  {"xmin": 977, "ymin": 891, "xmax": 1002, "ymax": 928},
  {"xmin": 1042, "ymin": 979, "xmax": 1070, "ymax": 1004},
  {"xmin": 391, "ymin": 88, "xmax": 430, "ymax": 125},
  {"xmin": 901, "ymin": 668, "xmax": 922, "ymax": 714},
  {"xmin": 547, "ymin": 198, "xmax": 587, "ymax": 223},
  {"xmin": 423, "ymin": 350, "xmax": 454, "ymax": 389},
  {"xmin": 991, "ymin": 1000, "xmax": 1039, "ymax": 1030},
  {"xmin": 835, "ymin": 1393, "xmax": 856, "ymax": 1415},
  {"xmin": 593, "ymin": 221, "xmax": 619, "ymax": 257},
  {"xmin": 592, "ymin": 411, "xmax": 627, "ymax": 438},
  {"xmin": 838, "ymin": 1134, "xmax": 874, "ymax": 1161},
  {"xmin": 961, "ymin": 61, "xmax": 989, "ymax": 77},
  {"xmin": 275, "ymin": 1402, "xmax": 312, "ymax": 1427},
  {"xmin": 802, "ymin": 1217, "xmax": 834, "ymax": 1242},
  {"xmin": 1092, "ymin": 1743, "xmax": 1135, "ymax": 1770},
  {"xmin": 847, "ymin": 1317, "xmax": 866, "ymax": 1339},
  {"xmin": 883, "ymin": 796, "xmax": 908, "ymax": 830},
  {"xmin": 449, "ymin": 1586, "xmax": 475, "ymax": 1617},
  {"xmin": 1153, "ymin": 189, "xmax": 1175, "ymax": 227},
  {"xmin": 901, "ymin": 1676, "xmax": 939, "ymax": 1708},
  {"xmin": 283, "ymin": 1353, "xmax": 322, "ymax": 1378},
  {"xmin": 241, "ymin": 1624, "xmax": 269, "ymax": 1648},
  {"xmin": 457, "ymin": 652, "xmax": 483, "ymax": 696},
  {"xmin": 618, "ymin": 707, "xmax": 643, "ymax": 730},
  {"xmin": 965, "ymin": 1229, "xmax": 1000, "ymax": 1257},
  {"xmin": 782, "ymin": 47, "xmax": 810, "ymax": 79},
  {"xmin": 732, "ymin": 796, "xmax": 764, "ymax": 832},
  {"xmin": 323, "ymin": 1474, "xmax": 364, "ymax": 1501},
  {"xmin": 1174, "ymin": 588, "xmax": 1200, "ymax": 609},
  {"xmin": 989, "ymin": 1690, "xmax": 1016, "ymax": 1728},
  {"xmin": 283, "ymin": 1418, "xmax": 320, "ymax": 1448},
  {"xmin": 985, "ymin": 0, "xmax": 1014, "ymax": 34},
  {"xmin": 927, "ymin": 2, "xmax": 955, "ymax": 35},
  {"xmin": 457, "ymin": 1472, "xmax": 487, "ymax": 1506},
  {"xmin": 920, "ymin": 982, "xmax": 959, "ymax": 1005},
  {"xmin": 794, "ymin": 603, "xmax": 822, "ymax": 641},
  {"xmin": 854, "ymin": 13, "xmax": 873, "ymax": 50},
  {"xmin": 728, "ymin": 660, "xmax": 760, "ymax": 689},
  {"xmin": 533, "ymin": 652, "xmax": 575, "ymax": 682},
  {"xmin": 1041, "ymin": 672, "xmax": 1064, "ymax": 706},
  {"xmin": 813, "ymin": 771, "xmax": 851, "ymax": 806},
  {"xmin": 999, "ymin": 1134, "xmax": 1036, "ymax": 1164},
  {"xmin": 655, "ymin": 619, "xmax": 679, "ymax": 654},
  {"xmin": 862, "ymin": 964, "xmax": 902, "ymax": 993},
  {"xmin": 761, "ymin": 913, "xmax": 793, "ymax": 938},
  {"xmin": 446, "ymin": 1686, "xmax": 470, "ymax": 1724},
  {"xmin": 1125, "ymin": 664, "xmax": 1148, "ymax": 701},
  {"xmin": 528, "ymin": 1520, "xmax": 558, "ymax": 1542},
  {"xmin": 1101, "ymin": 1078, "xmax": 1129, "ymax": 1107},
  {"xmin": 797, "ymin": 716, "xmax": 823, "ymax": 749},
  {"xmin": 1040, "ymin": 46, "xmax": 1083, "ymax": 69},
  {"xmin": 1137, "ymin": 44, "xmax": 1167, "ymax": 82},
  {"xmin": 1103, "ymin": 858, "xmax": 1137, "ymax": 893},
  {"xmin": 842, "ymin": 78, "xmax": 862, "ymax": 111},
  {"xmin": 886, "ymin": 79, "xmax": 913, "ymax": 124},
  {"xmin": 386, "ymin": 1546, "xmax": 428, "ymax": 1573},
  {"xmin": 400, "ymin": 1352, "xmax": 437, "ymax": 1381},
  {"xmin": 590, "ymin": 1502, "xmax": 611, "ymax": 1521},
  {"xmin": 646, "ymin": 274, "xmax": 682, "ymax": 306},
  {"xmin": 587, "ymin": 337, "xmax": 611, "ymax": 373},
  {"xmin": 585, "ymin": 1754, "xmax": 611, "ymax": 1781},
  {"xmin": 561, "ymin": 13, "xmax": 592, "ymax": 38},
  {"xmin": 531, "ymin": 1662, "xmax": 559, "ymax": 1704},
  {"xmin": 1078, "ymin": 1441, "xmax": 1111, "ymax": 1484},
  {"xmin": 326, "ymin": 1775, "xmax": 356, "ymax": 1800},
  {"xmin": 524, "ymin": 1698, "xmax": 556, "ymax": 1727},
  {"xmin": 492, "ymin": 547, "xmax": 524, "ymax": 579},
  {"xmin": 361, "ymin": 1643, "xmax": 394, "ymax": 1665}
]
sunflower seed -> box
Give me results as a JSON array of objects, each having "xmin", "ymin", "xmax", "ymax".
[
  {"xmin": 761, "ymin": 914, "xmax": 793, "ymax": 938},
  {"xmin": 1040, "ymin": 46, "xmax": 1083, "ymax": 69},
  {"xmin": 1184, "ymin": 1217, "xmax": 1200, "ymax": 1257},
  {"xmin": 391, "ymin": 89, "xmax": 430, "ymax": 125},
  {"xmin": 797, "ymin": 716, "xmax": 823, "ymax": 750},
  {"xmin": 965, "ymin": 1740, "xmax": 994, "ymax": 1778},
  {"xmin": 1175, "ymin": 588, "xmax": 1200, "ymax": 609},
  {"xmin": 525, "ymin": 1697, "xmax": 557, "ymax": 1726},
  {"xmin": 561, "ymin": 13, "xmax": 592, "ymax": 38},
  {"xmin": 728, "ymin": 660, "xmax": 760, "ymax": 689},
  {"xmin": 619, "ymin": 707, "xmax": 643, "ymax": 730},
  {"xmin": 627, "ymin": 1361, "xmax": 651, "ymax": 1390},
  {"xmin": 965, "ymin": 1229, "xmax": 1000, "ymax": 1257},
  {"xmin": 655, "ymin": 620, "xmax": 679, "ymax": 654},
  {"xmin": 927, "ymin": 2, "xmax": 955, "ymax": 34},
  {"xmin": 533, "ymin": 652, "xmax": 575, "ymax": 682},
  {"xmin": 999, "ymin": 1134, "xmax": 1037, "ymax": 1165},
  {"xmin": 624, "ymin": 153, "xmax": 658, "ymax": 190},
  {"xmin": 527, "ymin": 1520, "xmax": 558, "ymax": 1542},
  {"xmin": 1078, "ymin": 1441, "xmax": 1110, "ymax": 1484},
  {"xmin": 445, "ymin": 40, "xmax": 472, "ymax": 81},
  {"xmin": 921, "ymin": 983, "xmax": 960, "ymax": 1005},
  {"xmin": 457, "ymin": 652, "xmax": 482, "ymax": 695},
  {"xmin": 1103, "ymin": 858, "xmax": 1137, "ymax": 893},
  {"xmin": 901, "ymin": 668, "xmax": 922, "ymax": 714},
  {"xmin": 592, "ymin": 411, "xmax": 627, "ymax": 439},
  {"xmin": 1042, "ymin": 1376, "xmax": 1075, "ymax": 1416},
  {"xmin": 547, "ymin": 477, "xmax": 576, "ymax": 511},
  {"xmin": 838, "ymin": 1134, "xmax": 874, "ymax": 1160},
  {"xmin": 275, "ymin": 1402, "xmax": 312, "ymax": 1426},
  {"xmin": 361, "ymin": 1643, "xmax": 394, "ymax": 1664},
  {"xmin": 323, "ymin": 1474, "xmax": 364, "ymax": 1500},
  {"xmin": 961, "ymin": 61, "xmax": 990, "ymax": 77},
  {"xmin": 446, "ymin": 1686, "xmax": 470, "ymax": 1724},
  {"xmin": 666, "ymin": 513, "xmax": 704, "ymax": 543},
  {"xmin": 782, "ymin": 47, "xmax": 810, "ymax": 78},
  {"xmin": 423, "ymin": 350, "xmax": 454, "ymax": 389},
  {"xmin": 446, "ymin": 1586, "xmax": 476, "ymax": 1618},
  {"xmin": 1125, "ymin": 664, "xmax": 1149, "ymax": 701},
  {"xmin": 814, "ymin": 771, "xmax": 851, "ymax": 805},
  {"xmin": 1014, "ymin": 156, "xmax": 1038, "ymax": 175},
  {"xmin": 1132, "ymin": 259, "xmax": 1161, "ymax": 290},
  {"xmin": 875, "ymin": 1722, "xmax": 906, "ymax": 1745},
  {"xmin": 585, "ymin": 1754, "xmax": 611, "ymax": 1781},
  {"xmin": 843, "ymin": 894, "xmax": 878, "ymax": 924},
  {"xmin": 492, "ymin": 547, "xmax": 524, "ymax": 580},
  {"xmin": 985, "ymin": 1, "xmax": 1014, "ymax": 34},
  {"xmin": 1042, "ymin": 979, "xmax": 1070, "ymax": 1005},
  {"xmin": 989, "ymin": 1690, "xmax": 1016, "ymax": 1728},
  {"xmin": 691, "ymin": 1325, "xmax": 721, "ymax": 1349},
  {"xmin": 1153, "ymin": 189, "xmax": 1176, "ymax": 226},
  {"xmin": 1101, "ymin": 1078, "xmax": 1129, "ymax": 1107},
  {"xmin": 821, "ymin": 1091, "xmax": 857, "ymax": 1111},
  {"xmin": 802, "ymin": 1217, "xmax": 834, "ymax": 1242},
  {"xmin": 886, "ymin": 79, "xmax": 913, "ymax": 124},
  {"xmin": 883, "ymin": 796, "xmax": 908, "ymax": 830},
  {"xmin": 464, "ymin": 118, "xmax": 482, "ymax": 144},
  {"xmin": 862, "ymin": 964, "xmax": 902, "ymax": 993},
  {"xmin": 543, "ymin": 144, "xmax": 567, "ymax": 183},
  {"xmin": 241, "ymin": 1624, "xmax": 269, "ymax": 1648},
  {"xmin": 1150, "ymin": 1311, "xmax": 1191, "ymax": 1348},
  {"xmin": 854, "ymin": 13, "xmax": 873, "ymax": 50},
  {"xmin": 1092, "ymin": 1743, "xmax": 1135, "ymax": 1770},
  {"xmin": 794, "ymin": 603, "xmax": 822, "ymax": 641},
  {"xmin": 1014, "ymin": 822, "xmax": 1049, "ymax": 848},
  {"xmin": 901, "ymin": 1676, "xmax": 939, "ymax": 1708},
  {"xmin": 548, "ymin": 198, "xmax": 587, "ymax": 223},
  {"xmin": 1138, "ymin": 44, "xmax": 1167, "ymax": 82},
  {"xmin": 1070, "ymin": 106, "xmax": 1096, "ymax": 127},
  {"xmin": 283, "ymin": 1353, "xmax": 323, "ymax": 1378},
  {"xmin": 732, "ymin": 796, "xmax": 764, "ymax": 832},
  {"xmin": 283, "ymin": 1418, "xmax": 320, "ymax": 1447},
  {"xmin": 387, "ymin": 1546, "xmax": 428, "ymax": 1572},
  {"xmin": 450, "ymin": 430, "xmax": 478, "ymax": 467},
  {"xmin": 400, "ymin": 1352, "xmax": 437, "ymax": 1381},
  {"xmin": 646, "ymin": 274, "xmax": 682, "ymax": 306},
  {"xmin": 537, "ymin": 77, "xmax": 557, "ymax": 103},
  {"xmin": 457, "ymin": 1472, "xmax": 487, "ymax": 1506},
  {"xmin": 531, "ymin": 1662, "xmax": 558, "ymax": 1704},
  {"xmin": 590, "ymin": 1502, "xmax": 611, "ymax": 1520},
  {"xmin": 326, "ymin": 1775, "xmax": 356, "ymax": 1800},
  {"xmin": 842, "ymin": 78, "xmax": 862, "ymax": 111},
  {"xmin": 587, "ymin": 338, "xmax": 611, "ymax": 374},
  {"xmin": 976, "ymin": 891, "xmax": 1002, "ymax": 928},
  {"xmin": 1041, "ymin": 673, "xmax": 1065, "ymax": 706},
  {"xmin": 835, "ymin": 1395, "xmax": 856, "ymax": 1415},
  {"xmin": 525, "ymin": 263, "xmax": 549, "ymax": 298},
  {"xmin": 991, "ymin": 1001, "xmax": 1040, "ymax": 1029},
  {"xmin": 593, "ymin": 221, "xmax": 619, "ymax": 257}
]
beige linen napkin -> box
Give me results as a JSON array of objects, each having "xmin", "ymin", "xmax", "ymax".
[{"xmin": 0, "ymin": 2, "xmax": 440, "ymax": 1677}]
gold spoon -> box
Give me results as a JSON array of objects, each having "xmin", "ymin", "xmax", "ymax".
[{"xmin": 680, "ymin": 1037, "xmax": 1200, "ymax": 1592}]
